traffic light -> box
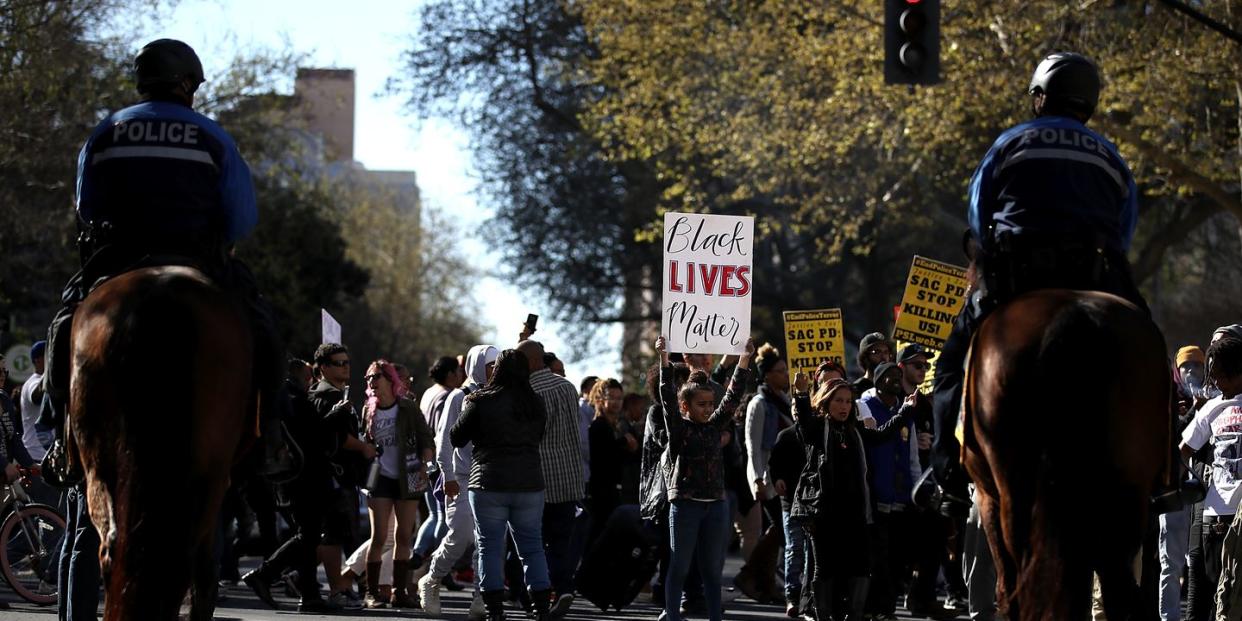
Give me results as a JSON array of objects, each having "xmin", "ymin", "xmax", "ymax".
[{"xmin": 885, "ymin": 0, "xmax": 940, "ymax": 85}]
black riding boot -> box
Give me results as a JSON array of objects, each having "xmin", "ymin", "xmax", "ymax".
[
  {"xmin": 930, "ymin": 300, "xmax": 980, "ymax": 519},
  {"xmin": 483, "ymin": 590, "xmax": 507, "ymax": 620}
]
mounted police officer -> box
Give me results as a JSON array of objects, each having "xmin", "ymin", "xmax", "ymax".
[
  {"xmin": 929, "ymin": 52, "xmax": 1187, "ymax": 515},
  {"xmin": 41, "ymin": 39, "xmax": 293, "ymax": 480}
]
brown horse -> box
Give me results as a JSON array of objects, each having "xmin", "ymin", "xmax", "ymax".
[
  {"xmin": 962, "ymin": 289, "xmax": 1169, "ymax": 621},
  {"xmin": 68, "ymin": 265, "xmax": 255, "ymax": 620}
]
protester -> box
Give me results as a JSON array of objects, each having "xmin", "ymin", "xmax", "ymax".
[
  {"xmin": 1184, "ymin": 337, "xmax": 1242, "ymax": 619},
  {"xmin": 419, "ymin": 345, "xmax": 496, "ymax": 620},
  {"xmin": 861, "ymin": 362, "xmax": 921, "ymax": 620},
  {"xmin": 767, "ymin": 401, "xmax": 809, "ymax": 617},
  {"xmin": 357, "ymin": 360, "xmax": 434, "ymax": 608},
  {"xmin": 242, "ymin": 358, "xmax": 341, "ymax": 613},
  {"xmin": 519, "ymin": 340, "xmax": 584, "ymax": 616},
  {"xmin": 620, "ymin": 393, "xmax": 647, "ymax": 504},
  {"xmin": 790, "ymin": 374, "xmax": 872, "ymax": 621},
  {"xmin": 655, "ymin": 335, "xmax": 754, "ymax": 621},
  {"xmin": 641, "ymin": 361, "xmax": 692, "ymax": 617},
  {"xmin": 19, "ymin": 341, "xmax": 51, "ymax": 461},
  {"xmin": 413, "ymin": 356, "xmax": 464, "ymax": 578},
  {"xmin": 854, "ymin": 333, "xmax": 895, "ymax": 394},
  {"xmin": 738, "ymin": 343, "xmax": 791, "ymax": 604},
  {"xmin": 588, "ymin": 377, "xmax": 631, "ymax": 543},
  {"xmin": 1160, "ymin": 345, "xmax": 1203, "ymax": 621},
  {"xmin": 451, "ymin": 349, "xmax": 553, "ymax": 620},
  {"xmin": 307, "ymin": 343, "xmax": 375, "ymax": 604}
]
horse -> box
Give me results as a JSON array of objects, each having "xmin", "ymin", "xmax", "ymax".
[
  {"xmin": 961, "ymin": 289, "xmax": 1170, "ymax": 621},
  {"xmin": 68, "ymin": 265, "xmax": 255, "ymax": 620}
]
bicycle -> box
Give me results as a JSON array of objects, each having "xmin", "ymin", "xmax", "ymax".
[{"xmin": 0, "ymin": 466, "xmax": 66, "ymax": 605}]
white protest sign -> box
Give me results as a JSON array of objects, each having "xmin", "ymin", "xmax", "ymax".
[
  {"xmin": 662, "ymin": 211, "xmax": 754, "ymax": 355},
  {"xmin": 321, "ymin": 309, "xmax": 342, "ymax": 345}
]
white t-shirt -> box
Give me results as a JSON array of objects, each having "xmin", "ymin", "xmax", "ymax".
[
  {"xmin": 19, "ymin": 372, "xmax": 50, "ymax": 461},
  {"xmin": 371, "ymin": 404, "xmax": 401, "ymax": 479},
  {"xmin": 1182, "ymin": 395, "xmax": 1242, "ymax": 516},
  {"xmin": 419, "ymin": 385, "xmax": 446, "ymax": 421}
]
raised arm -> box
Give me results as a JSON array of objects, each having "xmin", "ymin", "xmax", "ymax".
[
  {"xmin": 655, "ymin": 337, "xmax": 685, "ymax": 451},
  {"xmin": 710, "ymin": 338, "xmax": 756, "ymax": 428}
]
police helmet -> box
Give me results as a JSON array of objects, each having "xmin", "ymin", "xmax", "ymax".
[
  {"xmin": 134, "ymin": 39, "xmax": 205, "ymax": 95},
  {"xmin": 1028, "ymin": 52, "xmax": 1100, "ymax": 119}
]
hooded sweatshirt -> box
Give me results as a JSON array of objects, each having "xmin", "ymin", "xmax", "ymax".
[{"xmin": 436, "ymin": 344, "xmax": 498, "ymax": 483}]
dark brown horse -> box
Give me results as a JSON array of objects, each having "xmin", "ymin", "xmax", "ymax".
[
  {"xmin": 68, "ymin": 265, "xmax": 255, "ymax": 620},
  {"xmin": 962, "ymin": 289, "xmax": 1169, "ymax": 621}
]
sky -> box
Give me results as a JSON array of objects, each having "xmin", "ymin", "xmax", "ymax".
[{"xmin": 144, "ymin": 0, "xmax": 622, "ymax": 382}]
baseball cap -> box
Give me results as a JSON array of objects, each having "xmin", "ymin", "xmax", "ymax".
[
  {"xmin": 859, "ymin": 332, "xmax": 892, "ymax": 352},
  {"xmin": 874, "ymin": 362, "xmax": 901, "ymax": 383},
  {"xmin": 30, "ymin": 341, "xmax": 46, "ymax": 360},
  {"xmin": 898, "ymin": 343, "xmax": 930, "ymax": 363}
]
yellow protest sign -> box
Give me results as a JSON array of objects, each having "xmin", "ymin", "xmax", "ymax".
[
  {"xmin": 893, "ymin": 256, "xmax": 968, "ymax": 349},
  {"xmin": 783, "ymin": 309, "xmax": 846, "ymax": 378}
]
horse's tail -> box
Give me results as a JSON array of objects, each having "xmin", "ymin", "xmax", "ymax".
[
  {"xmin": 72, "ymin": 267, "xmax": 252, "ymax": 620},
  {"xmin": 1016, "ymin": 299, "xmax": 1119, "ymax": 619}
]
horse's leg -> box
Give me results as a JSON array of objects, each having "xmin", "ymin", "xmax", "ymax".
[
  {"xmin": 977, "ymin": 489, "xmax": 1020, "ymax": 620},
  {"xmin": 189, "ymin": 534, "xmax": 218, "ymax": 621}
]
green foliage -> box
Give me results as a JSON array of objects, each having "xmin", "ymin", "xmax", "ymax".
[{"xmin": 401, "ymin": 0, "xmax": 1242, "ymax": 354}]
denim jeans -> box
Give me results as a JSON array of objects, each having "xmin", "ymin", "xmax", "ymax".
[
  {"xmin": 428, "ymin": 481, "xmax": 477, "ymax": 589},
  {"xmin": 1158, "ymin": 506, "xmax": 1189, "ymax": 621},
  {"xmin": 58, "ymin": 486, "xmax": 100, "ymax": 621},
  {"xmin": 469, "ymin": 489, "xmax": 550, "ymax": 592},
  {"xmin": 666, "ymin": 499, "xmax": 729, "ymax": 621},
  {"xmin": 414, "ymin": 488, "xmax": 447, "ymax": 558},
  {"xmin": 782, "ymin": 508, "xmax": 807, "ymax": 602}
]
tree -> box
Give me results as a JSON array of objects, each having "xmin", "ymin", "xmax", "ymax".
[
  {"xmin": 392, "ymin": 0, "xmax": 664, "ymax": 366},
  {"xmin": 576, "ymin": 0, "xmax": 1241, "ymax": 339}
]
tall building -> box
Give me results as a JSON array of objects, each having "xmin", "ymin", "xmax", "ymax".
[{"xmin": 294, "ymin": 68, "xmax": 420, "ymax": 216}]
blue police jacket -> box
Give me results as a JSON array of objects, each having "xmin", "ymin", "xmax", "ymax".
[
  {"xmin": 967, "ymin": 115, "xmax": 1138, "ymax": 253},
  {"xmin": 76, "ymin": 100, "xmax": 257, "ymax": 244}
]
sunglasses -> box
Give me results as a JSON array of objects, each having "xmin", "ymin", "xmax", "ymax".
[
  {"xmin": 905, "ymin": 362, "xmax": 931, "ymax": 371},
  {"xmin": 365, "ymin": 373, "xmax": 386, "ymax": 383},
  {"xmin": 324, "ymin": 359, "xmax": 350, "ymax": 368}
]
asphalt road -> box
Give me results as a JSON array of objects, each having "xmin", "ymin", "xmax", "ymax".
[{"xmin": 0, "ymin": 554, "xmax": 971, "ymax": 620}]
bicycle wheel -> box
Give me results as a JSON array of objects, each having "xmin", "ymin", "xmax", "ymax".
[{"xmin": 0, "ymin": 503, "xmax": 66, "ymax": 605}]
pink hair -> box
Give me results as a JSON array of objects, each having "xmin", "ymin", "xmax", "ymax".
[{"xmin": 363, "ymin": 359, "xmax": 407, "ymax": 438}]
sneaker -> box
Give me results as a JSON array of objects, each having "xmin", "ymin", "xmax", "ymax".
[
  {"xmin": 363, "ymin": 592, "xmax": 389, "ymax": 609},
  {"xmin": 467, "ymin": 592, "xmax": 487, "ymax": 621},
  {"xmin": 943, "ymin": 594, "xmax": 968, "ymax": 611},
  {"xmin": 550, "ymin": 593, "xmax": 574, "ymax": 618},
  {"xmin": 329, "ymin": 590, "xmax": 362, "ymax": 611},
  {"xmin": 418, "ymin": 573, "xmax": 442, "ymax": 615}
]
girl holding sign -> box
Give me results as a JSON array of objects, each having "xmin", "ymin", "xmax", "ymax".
[{"xmin": 655, "ymin": 335, "xmax": 754, "ymax": 621}]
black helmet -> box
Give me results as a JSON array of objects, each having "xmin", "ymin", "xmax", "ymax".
[
  {"xmin": 134, "ymin": 39, "xmax": 205, "ymax": 95},
  {"xmin": 1028, "ymin": 52, "xmax": 1100, "ymax": 118}
]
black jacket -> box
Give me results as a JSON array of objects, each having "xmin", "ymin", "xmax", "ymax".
[
  {"xmin": 768, "ymin": 425, "xmax": 805, "ymax": 511},
  {"xmin": 450, "ymin": 390, "xmax": 546, "ymax": 492},
  {"xmin": 309, "ymin": 380, "xmax": 366, "ymax": 487}
]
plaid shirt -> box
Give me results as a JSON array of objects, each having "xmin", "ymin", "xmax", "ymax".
[{"xmin": 530, "ymin": 368, "xmax": 584, "ymax": 503}]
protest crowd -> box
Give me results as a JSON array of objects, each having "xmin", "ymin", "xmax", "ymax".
[{"xmin": 2, "ymin": 34, "xmax": 1241, "ymax": 621}]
